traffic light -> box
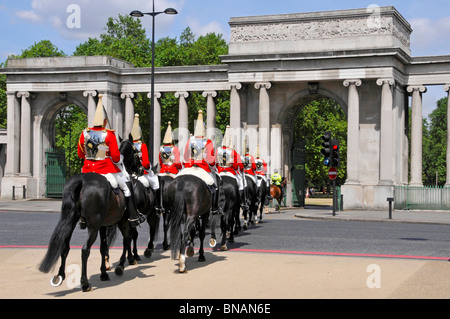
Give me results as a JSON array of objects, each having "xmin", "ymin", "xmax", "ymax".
[
  {"xmin": 321, "ymin": 131, "xmax": 332, "ymax": 166},
  {"xmin": 331, "ymin": 140, "xmax": 340, "ymax": 167}
]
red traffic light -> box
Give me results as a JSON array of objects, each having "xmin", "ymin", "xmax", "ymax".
[{"xmin": 332, "ymin": 144, "xmax": 338, "ymax": 150}]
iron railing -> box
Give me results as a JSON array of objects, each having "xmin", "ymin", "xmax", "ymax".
[{"xmin": 394, "ymin": 185, "xmax": 450, "ymax": 210}]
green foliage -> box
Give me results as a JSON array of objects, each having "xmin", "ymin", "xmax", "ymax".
[
  {"xmin": 294, "ymin": 98, "xmax": 347, "ymax": 188},
  {"xmin": 423, "ymin": 97, "xmax": 448, "ymax": 185},
  {"xmin": 9, "ymin": 39, "xmax": 66, "ymax": 58}
]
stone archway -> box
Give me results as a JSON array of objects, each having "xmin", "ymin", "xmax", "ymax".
[{"xmin": 277, "ymin": 87, "xmax": 348, "ymax": 206}]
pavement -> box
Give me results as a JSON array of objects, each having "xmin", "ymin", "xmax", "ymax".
[
  {"xmin": 2, "ymin": 198, "xmax": 449, "ymax": 225},
  {"xmin": 0, "ymin": 199, "xmax": 449, "ymax": 301}
]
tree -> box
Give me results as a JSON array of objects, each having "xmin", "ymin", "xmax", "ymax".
[
  {"xmin": 10, "ymin": 39, "xmax": 66, "ymax": 58},
  {"xmin": 294, "ymin": 98, "xmax": 347, "ymax": 189},
  {"xmin": 423, "ymin": 97, "xmax": 447, "ymax": 185}
]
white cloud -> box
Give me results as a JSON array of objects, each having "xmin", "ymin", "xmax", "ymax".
[
  {"xmin": 410, "ymin": 16, "xmax": 450, "ymax": 56},
  {"xmin": 185, "ymin": 17, "xmax": 227, "ymax": 39},
  {"xmin": 14, "ymin": 0, "xmax": 184, "ymax": 41}
]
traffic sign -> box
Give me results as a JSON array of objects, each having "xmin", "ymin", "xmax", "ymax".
[{"xmin": 328, "ymin": 167, "xmax": 337, "ymax": 180}]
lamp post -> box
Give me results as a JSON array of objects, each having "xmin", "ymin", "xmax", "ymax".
[{"xmin": 130, "ymin": 1, "xmax": 178, "ymax": 164}]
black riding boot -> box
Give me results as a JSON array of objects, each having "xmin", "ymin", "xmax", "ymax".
[
  {"xmin": 155, "ymin": 187, "xmax": 164, "ymax": 214},
  {"xmin": 240, "ymin": 189, "xmax": 249, "ymax": 210},
  {"xmin": 209, "ymin": 185, "xmax": 222, "ymax": 215},
  {"xmin": 266, "ymin": 183, "xmax": 273, "ymax": 200},
  {"xmin": 126, "ymin": 182, "xmax": 146, "ymax": 227}
]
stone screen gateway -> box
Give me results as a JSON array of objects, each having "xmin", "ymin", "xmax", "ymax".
[{"xmin": 2, "ymin": 6, "xmax": 450, "ymax": 210}]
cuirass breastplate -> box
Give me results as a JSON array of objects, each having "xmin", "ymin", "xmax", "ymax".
[
  {"xmin": 216, "ymin": 147, "xmax": 234, "ymax": 167},
  {"xmin": 190, "ymin": 137, "xmax": 207, "ymax": 161},
  {"xmin": 84, "ymin": 129, "xmax": 109, "ymax": 160},
  {"xmin": 255, "ymin": 158, "xmax": 263, "ymax": 172},
  {"xmin": 160, "ymin": 145, "xmax": 175, "ymax": 165}
]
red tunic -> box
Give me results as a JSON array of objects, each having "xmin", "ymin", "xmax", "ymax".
[
  {"xmin": 134, "ymin": 141, "xmax": 152, "ymax": 175},
  {"xmin": 159, "ymin": 144, "xmax": 182, "ymax": 174},
  {"xmin": 77, "ymin": 127, "xmax": 121, "ymax": 174},
  {"xmin": 216, "ymin": 146, "xmax": 240, "ymax": 175},
  {"xmin": 183, "ymin": 137, "xmax": 215, "ymax": 173},
  {"xmin": 243, "ymin": 153, "xmax": 256, "ymax": 175}
]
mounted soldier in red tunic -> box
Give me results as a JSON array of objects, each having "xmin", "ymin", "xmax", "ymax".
[
  {"xmin": 130, "ymin": 113, "xmax": 163, "ymax": 213},
  {"xmin": 77, "ymin": 95, "xmax": 144, "ymax": 227},
  {"xmin": 216, "ymin": 125, "xmax": 248, "ymax": 210},
  {"xmin": 159, "ymin": 121, "xmax": 182, "ymax": 176},
  {"xmin": 182, "ymin": 110, "xmax": 222, "ymax": 215},
  {"xmin": 255, "ymin": 146, "xmax": 272, "ymax": 203}
]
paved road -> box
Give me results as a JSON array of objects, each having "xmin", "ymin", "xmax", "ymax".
[{"xmin": 0, "ymin": 199, "xmax": 449, "ymax": 302}]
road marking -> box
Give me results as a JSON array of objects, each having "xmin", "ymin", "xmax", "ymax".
[{"xmin": 1, "ymin": 245, "xmax": 449, "ymax": 261}]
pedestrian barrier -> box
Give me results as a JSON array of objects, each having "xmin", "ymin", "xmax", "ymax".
[{"xmin": 394, "ymin": 185, "xmax": 450, "ymax": 210}]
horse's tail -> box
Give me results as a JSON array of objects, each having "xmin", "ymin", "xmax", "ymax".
[
  {"xmin": 38, "ymin": 175, "xmax": 83, "ymax": 273},
  {"xmin": 169, "ymin": 178, "xmax": 185, "ymax": 260}
]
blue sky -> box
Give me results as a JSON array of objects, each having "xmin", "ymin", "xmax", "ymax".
[{"xmin": 1, "ymin": 0, "xmax": 450, "ymax": 116}]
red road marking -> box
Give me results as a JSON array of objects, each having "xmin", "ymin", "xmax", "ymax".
[{"xmin": 1, "ymin": 245, "xmax": 448, "ymax": 261}]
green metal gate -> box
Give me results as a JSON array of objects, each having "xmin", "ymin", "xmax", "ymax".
[
  {"xmin": 292, "ymin": 139, "xmax": 306, "ymax": 207},
  {"xmin": 45, "ymin": 148, "xmax": 66, "ymax": 198}
]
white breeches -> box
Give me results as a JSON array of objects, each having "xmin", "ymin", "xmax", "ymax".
[
  {"xmin": 103, "ymin": 172, "xmax": 131, "ymax": 197},
  {"xmin": 236, "ymin": 172, "xmax": 244, "ymax": 190},
  {"xmin": 138, "ymin": 169, "xmax": 160, "ymax": 190}
]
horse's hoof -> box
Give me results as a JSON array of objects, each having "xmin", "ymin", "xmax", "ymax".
[
  {"xmin": 50, "ymin": 275, "xmax": 63, "ymax": 287},
  {"xmin": 209, "ymin": 238, "xmax": 217, "ymax": 248},
  {"xmin": 198, "ymin": 255, "xmax": 206, "ymax": 262},
  {"xmin": 178, "ymin": 268, "xmax": 188, "ymax": 274},
  {"xmin": 135, "ymin": 255, "xmax": 141, "ymax": 261},
  {"xmin": 82, "ymin": 283, "xmax": 92, "ymax": 292},
  {"xmin": 129, "ymin": 259, "xmax": 137, "ymax": 266},
  {"xmin": 100, "ymin": 273, "xmax": 110, "ymax": 281},
  {"xmin": 220, "ymin": 244, "xmax": 228, "ymax": 251},
  {"xmin": 114, "ymin": 265, "xmax": 124, "ymax": 276},
  {"xmin": 144, "ymin": 249, "xmax": 152, "ymax": 258},
  {"xmin": 186, "ymin": 246, "xmax": 195, "ymax": 257}
]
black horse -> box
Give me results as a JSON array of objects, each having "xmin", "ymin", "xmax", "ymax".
[
  {"xmin": 242, "ymin": 174, "xmax": 259, "ymax": 230},
  {"xmin": 168, "ymin": 173, "xmax": 213, "ymax": 273},
  {"xmin": 119, "ymin": 138, "xmax": 159, "ymax": 259},
  {"xmin": 38, "ymin": 173, "xmax": 133, "ymax": 292},
  {"xmin": 158, "ymin": 173, "xmax": 176, "ymax": 250},
  {"xmin": 211, "ymin": 174, "xmax": 240, "ymax": 249},
  {"xmin": 256, "ymin": 175, "xmax": 269, "ymax": 223}
]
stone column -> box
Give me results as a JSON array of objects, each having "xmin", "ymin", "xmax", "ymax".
[
  {"xmin": 5, "ymin": 91, "xmax": 20, "ymax": 176},
  {"xmin": 255, "ymin": 82, "xmax": 271, "ymax": 159},
  {"xmin": 444, "ymin": 84, "xmax": 450, "ymax": 186},
  {"xmin": 148, "ymin": 91, "xmax": 162, "ymax": 164},
  {"xmin": 83, "ymin": 90, "xmax": 97, "ymax": 127},
  {"xmin": 203, "ymin": 90, "xmax": 217, "ymax": 141},
  {"xmin": 377, "ymin": 78, "xmax": 395, "ymax": 184},
  {"xmin": 229, "ymin": 83, "xmax": 242, "ymax": 153},
  {"xmin": 17, "ymin": 91, "xmax": 31, "ymax": 177},
  {"xmin": 120, "ymin": 92, "xmax": 135, "ymax": 138},
  {"xmin": 343, "ymin": 79, "xmax": 362, "ymax": 184},
  {"xmin": 407, "ymin": 85, "xmax": 427, "ymax": 186},
  {"xmin": 175, "ymin": 91, "xmax": 189, "ymax": 158}
]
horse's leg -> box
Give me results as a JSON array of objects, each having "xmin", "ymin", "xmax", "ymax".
[
  {"xmin": 50, "ymin": 234, "xmax": 71, "ymax": 287},
  {"xmin": 99, "ymin": 227, "xmax": 110, "ymax": 282},
  {"xmin": 242, "ymin": 208, "xmax": 248, "ymax": 230},
  {"xmin": 132, "ymin": 227, "xmax": 141, "ymax": 261},
  {"xmin": 115, "ymin": 221, "xmax": 133, "ymax": 275},
  {"xmin": 198, "ymin": 215, "xmax": 207, "ymax": 262},
  {"xmin": 80, "ymin": 227, "xmax": 99, "ymax": 292},
  {"xmin": 162, "ymin": 211, "xmax": 170, "ymax": 250},
  {"xmin": 220, "ymin": 214, "xmax": 228, "ymax": 251},
  {"xmin": 144, "ymin": 216, "xmax": 156, "ymax": 258}
]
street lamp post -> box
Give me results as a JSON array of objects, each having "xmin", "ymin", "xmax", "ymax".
[{"xmin": 130, "ymin": 1, "xmax": 178, "ymax": 164}]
